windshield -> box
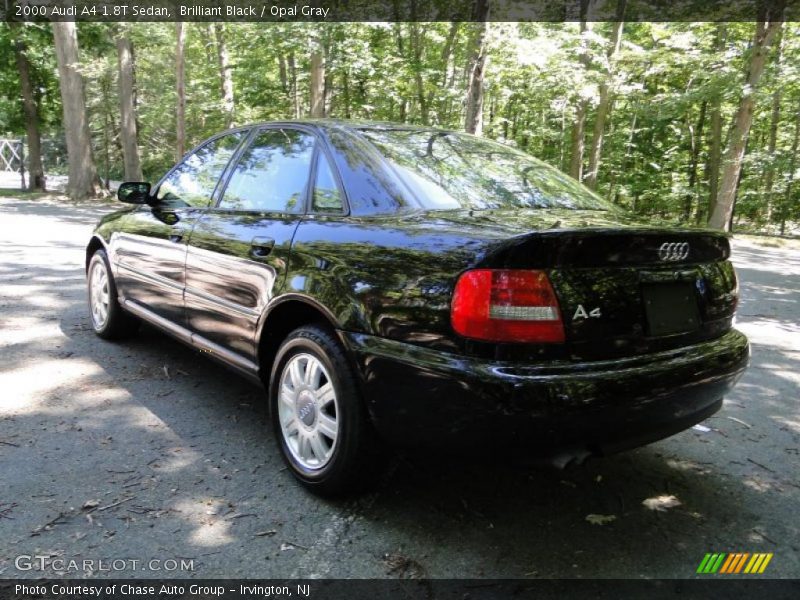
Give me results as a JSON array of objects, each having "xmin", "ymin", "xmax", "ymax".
[{"xmin": 359, "ymin": 128, "xmax": 613, "ymax": 211}]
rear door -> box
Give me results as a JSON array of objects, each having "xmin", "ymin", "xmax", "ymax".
[
  {"xmin": 113, "ymin": 131, "xmax": 247, "ymax": 325},
  {"xmin": 184, "ymin": 126, "xmax": 317, "ymax": 365}
]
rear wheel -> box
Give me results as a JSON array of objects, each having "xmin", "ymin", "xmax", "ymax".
[
  {"xmin": 87, "ymin": 249, "xmax": 139, "ymax": 340},
  {"xmin": 269, "ymin": 325, "xmax": 381, "ymax": 495}
]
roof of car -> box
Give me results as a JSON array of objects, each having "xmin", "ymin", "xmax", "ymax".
[{"xmin": 240, "ymin": 119, "xmax": 461, "ymax": 135}]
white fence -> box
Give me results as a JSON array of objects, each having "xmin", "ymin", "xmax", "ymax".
[{"xmin": 0, "ymin": 138, "xmax": 25, "ymax": 189}]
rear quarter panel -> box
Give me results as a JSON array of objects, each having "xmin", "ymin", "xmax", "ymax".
[{"xmin": 286, "ymin": 214, "xmax": 492, "ymax": 352}]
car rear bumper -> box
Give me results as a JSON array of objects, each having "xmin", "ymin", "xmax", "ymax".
[{"xmin": 341, "ymin": 329, "xmax": 750, "ymax": 459}]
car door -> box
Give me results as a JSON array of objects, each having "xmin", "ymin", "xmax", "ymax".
[
  {"xmin": 113, "ymin": 130, "xmax": 247, "ymax": 327},
  {"xmin": 184, "ymin": 126, "xmax": 317, "ymax": 367}
]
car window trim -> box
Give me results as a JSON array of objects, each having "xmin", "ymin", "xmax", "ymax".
[
  {"xmin": 333, "ymin": 125, "xmax": 423, "ymax": 214},
  {"xmin": 308, "ymin": 142, "xmax": 349, "ymax": 217},
  {"xmin": 152, "ymin": 126, "xmax": 252, "ymax": 208},
  {"xmin": 209, "ymin": 126, "xmax": 259, "ymax": 208},
  {"xmin": 213, "ymin": 124, "xmax": 320, "ymax": 215}
]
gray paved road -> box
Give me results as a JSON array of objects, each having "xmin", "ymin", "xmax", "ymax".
[{"xmin": 1, "ymin": 196, "xmax": 798, "ymax": 579}]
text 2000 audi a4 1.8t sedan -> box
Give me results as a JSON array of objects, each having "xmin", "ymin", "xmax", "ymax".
[{"xmin": 86, "ymin": 121, "xmax": 749, "ymax": 494}]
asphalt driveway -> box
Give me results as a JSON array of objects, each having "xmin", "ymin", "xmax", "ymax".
[{"xmin": 1, "ymin": 195, "xmax": 798, "ymax": 579}]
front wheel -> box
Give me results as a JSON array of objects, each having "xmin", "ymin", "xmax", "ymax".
[
  {"xmin": 269, "ymin": 325, "xmax": 381, "ymax": 496},
  {"xmin": 87, "ymin": 249, "xmax": 139, "ymax": 340}
]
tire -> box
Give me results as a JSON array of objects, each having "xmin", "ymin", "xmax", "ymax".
[
  {"xmin": 269, "ymin": 324, "xmax": 382, "ymax": 496},
  {"xmin": 87, "ymin": 249, "xmax": 139, "ymax": 340}
]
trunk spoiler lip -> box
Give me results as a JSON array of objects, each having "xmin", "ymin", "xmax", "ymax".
[
  {"xmin": 504, "ymin": 226, "xmax": 729, "ymax": 239},
  {"xmin": 476, "ymin": 227, "xmax": 731, "ymax": 269}
]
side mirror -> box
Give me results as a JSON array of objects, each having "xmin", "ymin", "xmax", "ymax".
[{"xmin": 117, "ymin": 182, "xmax": 152, "ymax": 204}]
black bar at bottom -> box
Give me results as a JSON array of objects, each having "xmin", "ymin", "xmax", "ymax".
[{"xmin": 1, "ymin": 579, "xmax": 799, "ymax": 600}]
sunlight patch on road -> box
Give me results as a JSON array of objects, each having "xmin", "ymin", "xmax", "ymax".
[
  {"xmin": 736, "ymin": 320, "xmax": 800, "ymax": 353},
  {"xmin": 0, "ymin": 358, "xmax": 103, "ymax": 412},
  {"xmin": 665, "ymin": 457, "xmax": 712, "ymax": 475},
  {"xmin": 150, "ymin": 445, "xmax": 202, "ymax": 473},
  {"xmin": 0, "ymin": 319, "xmax": 61, "ymax": 346},
  {"xmin": 772, "ymin": 416, "xmax": 800, "ymax": 434},
  {"xmin": 173, "ymin": 498, "xmax": 235, "ymax": 548}
]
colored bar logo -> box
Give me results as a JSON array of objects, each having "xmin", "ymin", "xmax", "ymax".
[{"xmin": 697, "ymin": 553, "xmax": 773, "ymax": 574}]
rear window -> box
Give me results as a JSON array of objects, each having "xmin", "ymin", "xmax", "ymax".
[{"xmin": 359, "ymin": 129, "xmax": 612, "ymax": 211}]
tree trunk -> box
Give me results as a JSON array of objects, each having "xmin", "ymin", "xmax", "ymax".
[
  {"xmin": 683, "ymin": 101, "xmax": 706, "ymax": 221},
  {"xmin": 410, "ymin": 23, "xmax": 429, "ymax": 125},
  {"xmin": 214, "ymin": 23, "xmax": 235, "ymax": 128},
  {"xmin": 704, "ymin": 24, "xmax": 727, "ymax": 223},
  {"xmin": 438, "ymin": 22, "xmax": 460, "ymax": 120},
  {"xmin": 440, "ymin": 22, "xmax": 459, "ymax": 89},
  {"xmin": 52, "ymin": 22, "xmax": 98, "ymax": 200},
  {"xmin": 288, "ymin": 51, "xmax": 299, "ymax": 119},
  {"xmin": 342, "ymin": 70, "xmax": 351, "ymax": 118},
  {"xmin": 780, "ymin": 101, "xmax": 800, "ymax": 235},
  {"xmin": 568, "ymin": 90, "xmax": 587, "ymax": 181},
  {"xmin": 699, "ymin": 108, "xmax": 722, "ymax": 224},
  {"xmin": 11, "ymin": 24, "xmax": 45, "ymax": 191},
  {"xmin": 569, "ymin": 6, "xmax": 593, "ymax": 181},
  {"xmin": 763, "ymin": 28, "xmax": 783, "ymax": 224},
  {"xmin": 464, "ymin": 0, "xmax": 489, "ymax": 135},
  {"xmin": 585, "ymin": 1, "xmax": 626, "ymax": 190},
  {"xmin": 116, "ymin": 35, "xmax": 142, "ymax": 181},
  {"xmin": 323, "ymin": 38, "xmax": 333, "ymax": 117},
  {"xmin": 278, "ymin": 54, "xmax": 288, "ymax": 94},
  {"xmin": 175, "ymin": 22, "xmax": 186, "ymax": 160},
  {"xmin": 709, "ymin": 19, "xmax": 783, "ymax": 231},
  {"xmin": 729, "ymin": 137, "xmax": 750, "ymax": 232},
  {"xmin": 102, "ymin": 73, "xmax": 111, "ymax": 189},
  {"xmin": 324, "ymin": 71, "xmax": 334, "ymax": 117},
  {"xmin": 309, "ymin": 49, "xmax": 325, "ymax": 118}
]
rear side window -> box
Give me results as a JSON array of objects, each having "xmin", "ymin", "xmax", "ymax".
[
  {"xmin": 359, "ymin": 129, "xmax": 613, "ymax": 211},
  {"xmin": 326, "ymin": 128, "xmax": 411, "ymax": 215},
  {"xmin": 312, "ymin": 152, "xmax": 344, "ymax": 213},
  {"xmin": 157, "ymin": 132, "xmax": 244, "ymax": 208},
  {"xmin": 219, "ymin": 128, "xmax": 315, "ymax": 213}
]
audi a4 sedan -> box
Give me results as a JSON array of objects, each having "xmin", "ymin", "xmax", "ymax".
[{"xmin": 86, "ymin": 121, "xmax": 749, "ymax": 494}]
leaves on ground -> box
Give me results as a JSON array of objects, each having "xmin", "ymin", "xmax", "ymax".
[
  {"xmin": 585, "ymin": 513, "xmax": 617, "ymax": 525},
  {"xmin": 383, "ymin": 552, "xmax": 428, "ymax": 579},
  {"xmin": 642, "ymin": 495, "xmax": 682, "ymax": 512}
]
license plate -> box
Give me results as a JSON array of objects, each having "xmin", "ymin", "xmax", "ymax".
[{"xmin": 642, "ymin": 282, "xmax": 701, "ymax": 336}]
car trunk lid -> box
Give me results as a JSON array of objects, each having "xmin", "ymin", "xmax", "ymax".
[{"xmin": 464, "ymin": 213, "xmax": 738, "ymax": 361}]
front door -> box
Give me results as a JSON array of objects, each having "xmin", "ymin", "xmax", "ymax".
[
  {"xmin": 184, "ymin": 127, "xmax": 317, "ymax": 364},
  {"xmin": 113, "ymin": 131, "xmax": 247, "ymax": 326}
]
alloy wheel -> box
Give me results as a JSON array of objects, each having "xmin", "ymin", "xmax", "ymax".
[
  {"xmin": 278, "ymin": 353, "xmax": 339, "ymax": 470},
  {"xmin": 89, "ymin": 260, "xmax": 110, "ymax": 330}
]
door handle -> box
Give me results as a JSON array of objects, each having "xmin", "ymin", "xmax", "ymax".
[
  {"xmin": 169, "ymin": 233, "xmax": 184, "ymax": 243},
  {"xmin": 250, "ymin": 236, "xmax": 275, "ymax": 258}
]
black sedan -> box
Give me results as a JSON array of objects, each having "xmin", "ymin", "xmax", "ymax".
[{"xmin": 86, "ymin": 121, "xmax": 749, "ymax": 495}]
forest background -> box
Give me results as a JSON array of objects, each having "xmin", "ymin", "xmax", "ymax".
[{"xmin": 1, "ymin": 6, "xmax": 798, "ymax": 233}]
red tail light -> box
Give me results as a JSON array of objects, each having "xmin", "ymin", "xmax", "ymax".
[{"xmin": 451, "ymin": 269, "xmax": 565, "ymax": 343}]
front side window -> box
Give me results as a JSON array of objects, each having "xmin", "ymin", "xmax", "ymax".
[
  {"xmin": 157, "ymin": 132, "xmax": 245, "ymax": 208},
  {"xmin": 219, "ymin": 128, "xmax": 315, "ymax": 212}
]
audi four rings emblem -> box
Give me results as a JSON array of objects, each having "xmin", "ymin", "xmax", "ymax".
[{"xmin": 658, "ymin": 242, "xmax": 690, "ymax": 261}]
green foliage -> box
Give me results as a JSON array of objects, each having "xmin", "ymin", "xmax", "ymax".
[{"xmin": 0, "ymin": 21, "xmax": 798, "ymax": 232}]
